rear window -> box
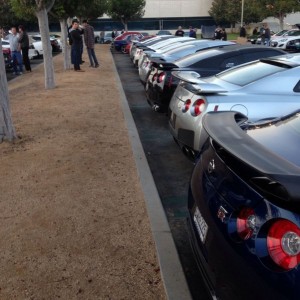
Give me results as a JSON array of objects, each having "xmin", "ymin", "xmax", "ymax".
[
  {"xmin": 166, "ymin": 44, "xmax": 196, "ymax": 56},
  {"xmin": 216, "ymin": 60, "xmax": 287, "ymax": 86},
  {"xmin": 175, "ymin": 49, "xmax": 222, "ymax": 67}
]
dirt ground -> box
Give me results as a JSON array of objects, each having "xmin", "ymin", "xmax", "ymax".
[{"xmin": 0, "ymin": 45, "xmax": 166, "ymax": 299}]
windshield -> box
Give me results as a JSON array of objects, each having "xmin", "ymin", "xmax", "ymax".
[
  {"xmin": 288, "ymin": 31, "xmax": 300, "ymax": 36},
  {"xmin": 216, "ymin": 60, "xmax": 287, "ymax": 86}
]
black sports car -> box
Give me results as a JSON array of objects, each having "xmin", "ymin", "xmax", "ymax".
[{"xmin": 188, "ymin": 110, "xmax": 300, "ymax": 300}]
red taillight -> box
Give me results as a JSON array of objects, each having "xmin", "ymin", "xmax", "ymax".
[
  {"xmin": 237, "ymin": 207, "xmax": 256, "ymax": 240},
  {"xmin": 152, "ymin": 73, "xmax": 158, "ymax": 82},
  {"xmin": 182, "ymin": 99, "xmax": 191, "ymax": 112},
  {"xmin": 191, "ymin": 99, "xmax": 206, "ymax": 116},
  {"xmin": 267, "ymin": 219, "xmax": 300, "ymax": 270},
  {"xmin": 157, "ymin": 72, "xmax": 165, "ymax": 83}
]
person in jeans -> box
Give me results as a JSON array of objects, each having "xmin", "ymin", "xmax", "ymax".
[
  {"xmin": 7, "ymin": 26, "xmax": 23, "ymax": 75},
  {"xmin": 18, "ymin": 25, "xmax": 31, "ymax": 72},
  {"xmin": 82, "ymin": 20, "xmax": 99, "ymax": 68}
]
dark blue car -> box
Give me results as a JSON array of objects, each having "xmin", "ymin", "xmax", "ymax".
[
  {"xmin": 113, "ymin": 34, "xmax": 142, "ymax": 53},
  {"xmin": 188, "ymin": 110, "xmax": 300, "ymax": 300}
]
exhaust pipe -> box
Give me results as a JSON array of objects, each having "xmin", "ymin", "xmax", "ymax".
[{"xmin": 152, "ymin": 104, "xmax": 161, "ymax": 112}]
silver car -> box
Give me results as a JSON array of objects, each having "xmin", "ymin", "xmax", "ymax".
[
  {"xmin": 134, "ymin": 36, "xmax": 193, "ymax": 67},
  {"xmin": 139, "ymin": 40, "xmax": 235, "ymax": 84},
  {"xmin": 169, "ymin": 54, "xmax": 300, "ymax": 159},
  {"xmin": 132, "ymin": 35, "xmax": 175, "ymax": 66}
]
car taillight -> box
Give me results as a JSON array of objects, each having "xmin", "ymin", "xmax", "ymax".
[
  {"xmin": 267, "ymin": 219, "xmax": 300, "ymax": 270},
  {"xmin": 152, "ymin": 73, "xmax": 158, "ymax": 82},
  {"xmin": 237, "ymin": 207, "xmax": 256, "ymax": 240},
  {"xmin": 191, "ymin": 99, "xmax": 206, "ymax": 116},
  {"xmin": 182, "ymin": 99, "xmax": 191, "ymax": 112},
  {"xmin": 157, "ymin": 72, "xmax": 165, "ymax": 83}
]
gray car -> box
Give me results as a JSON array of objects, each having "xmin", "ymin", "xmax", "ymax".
[{"xmin": 169, "ymin": 54, "xmax": 300, "ymax": 159}]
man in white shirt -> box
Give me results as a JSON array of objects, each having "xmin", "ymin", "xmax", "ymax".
[{"xmin": 7, "ymin": 26, "xmax": 23, "ymax": 75}]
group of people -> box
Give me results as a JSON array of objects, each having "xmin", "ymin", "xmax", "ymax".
[
  {"xmin": 240, "ymin": 24, "xmax": 271, "ymax": 46},
  {"xmin": 1, "ymin": 25, "xmax": 31, "ymax": 76},
  {"xmin": 69, "ymin": 19, "xmax": 100, "ymax": 72},
  {"xmin": 214, "ymin": 25, "xmax": 227, "ymax": 40},
  {"xmin": 174, "ymin": 26, "xmax": 197, "ymax": 38}
]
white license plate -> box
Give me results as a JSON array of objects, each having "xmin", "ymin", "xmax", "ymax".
[{"xmin": 193, "ymin": 207, "xmax": 208, "ymax": 243}]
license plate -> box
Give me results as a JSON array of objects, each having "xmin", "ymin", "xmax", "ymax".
[{"xmin": 193, "ymin": 207, "xmax": 208, "ymax": 243}]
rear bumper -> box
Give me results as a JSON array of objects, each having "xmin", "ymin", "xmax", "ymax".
[{"xmin": 145, "ymin": 82, "xmax": 174, "ymax": 112}]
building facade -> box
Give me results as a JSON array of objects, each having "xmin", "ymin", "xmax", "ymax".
[
  {"xmin": 90, "ymin": 0, "xmax": 215, "ymax": 32},
  {"xmin": 144, "ymin": 0, "xmax": 213, "ymax": 18}
]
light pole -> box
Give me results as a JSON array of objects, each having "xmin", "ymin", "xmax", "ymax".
[{"xmin": 241, "ymin": 0, "xmax": 245, "ymax": 26}]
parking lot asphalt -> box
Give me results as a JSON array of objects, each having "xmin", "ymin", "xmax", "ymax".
[{"xmin": 112, "ymin": 51, "xmax": 210, "ymax": 299}]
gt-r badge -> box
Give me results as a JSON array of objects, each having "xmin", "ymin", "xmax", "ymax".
[
  {"xmin": 208, "ymin": 159, "xmax": 215, "ymax": 173},
  {"xmin": 217, "ymin": 206, "xmax": 228, "ymax": 223}
]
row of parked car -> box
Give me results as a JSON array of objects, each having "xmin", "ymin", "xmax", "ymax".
[
  {"xmin": 249, "ymin": 27, "xmax": 300, "ymax": 51},
  {"xmin": 114, "ymin": 32, "xmax": 300, "ymax": 299},
  {"xmin": 2, "ymin": 33, "xmax": 61, "ymax": 69}
]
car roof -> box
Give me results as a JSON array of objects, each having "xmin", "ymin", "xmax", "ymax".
[{"xmin": 175, "ymin": 44, "xmax": 285, "ymax": 66}]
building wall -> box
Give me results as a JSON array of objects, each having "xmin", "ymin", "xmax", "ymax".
[{"xmin": 144, "ymin": 0, "xmax": 213, "ymax": 18}]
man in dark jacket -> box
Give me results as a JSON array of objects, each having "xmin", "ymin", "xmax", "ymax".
[
  {"xmin": 175, "ymin": 26, "xmax": 184, "ymax": 37},
  {"xmin": 70, "ymin": 20, "xmax": 84, "ymax": 72},
  {"xmin": 82, "ymin": 20, "xmax": 99, "ymax": 68},
  {"xmin": 18, "ymin": 25, "xmax": 31, "ymax": 72}
]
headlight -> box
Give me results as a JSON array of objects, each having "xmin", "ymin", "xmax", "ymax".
[{"xmin": 278, "ymin": 39, "xmax": 288, "ymax": 42}]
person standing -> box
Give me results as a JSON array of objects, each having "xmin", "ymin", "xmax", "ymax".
[
  {"xmin": 82, "ymin": 20, "xmax": 99, "ymax": 68},
  {"xmin": 220, "ymin": 27, "xmax": 227, "ymax": 41},
  {"xmin": 7, "ymin": 26, "xmax": 23, "ymax": 75},
  {"xmin": 175, "ymin": 26, "xmax": 184, "ymax": 37},
  {"xmin": 189, "ymin": 26, "xmax": 196, "ymax": 38},
  {"xmin": 264, "ymin": 24, "xmax": 271, "ymax": 46},
  {"xmin": 70, "ymin": 20, "xmax": 84, "ymax": 72},
  {"xmin": 100, "ymin": 30, "xmax": 105, "ymax": 44},
  {"xmin": 240, "ymin": 25, "xmax": 246, "ymax": 37},
  {"xmin": 18, "ymin": 25, "xmax": 31, "ymax": 72},
  {"xmin": 214, "ymin": 25, "xmax": 222, "ymax": 40}
]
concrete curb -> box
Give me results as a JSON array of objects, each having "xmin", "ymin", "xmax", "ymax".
[{"xmin": 111, "ymin": 53, "xmax": 192, "ymax": 300}]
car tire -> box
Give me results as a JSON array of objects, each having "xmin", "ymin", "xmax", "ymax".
[
  {"xmin": 95, "ymin": 36, "xmax": 100, "ymax": 43},
  {"xmin": 121, "ymin": 45, "xmax": 127, "ymax": 54}
]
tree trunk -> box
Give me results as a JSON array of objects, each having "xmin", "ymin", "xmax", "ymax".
[
  {"xmin": 0, "ymin": 43, "xmax": 16, "ymax": 141},
  {"xmin": 59, "ymin": 18, "xmax": 71, "ymax": 70},
  {"xmin": 36, "ymin": 8, "xmax": 55, "ymax": 89},
  {"xmin": 279, "ymin": 13, "xmax": 284, "ymax": 30}
]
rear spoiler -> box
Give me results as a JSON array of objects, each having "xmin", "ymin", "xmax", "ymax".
[
  {"xmin": 203, "ymin": 111, "xmax": 300, "ymax": 203},
  {"xmin": 172, "ymin": 71, "xmax": 227, "ymax": 94}
]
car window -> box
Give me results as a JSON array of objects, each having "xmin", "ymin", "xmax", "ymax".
[
  {"xmin": 216, "ymin": 61, "xmax": 287, "ymax": 86},
  {"xmin": 293, "ymin": 80, "xmax": 300, "ymax": 92},
  {"xmin": 219, "ymin": 55, "xmax": 242, "ymax": 69},
  {"xmin": 176, "ymin": 49, "xmax": 222, "ymax": 67},
  {"xmin": 242, "ymin": 50, "xmax": 283, "ymax": 62},
  {"xmin": 289, "ymin": 31, "xmax": 300, "ymax": 36}
]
